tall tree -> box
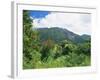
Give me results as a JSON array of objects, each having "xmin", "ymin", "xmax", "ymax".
[
  {"xmin": 23, "ymin": 10, "xmax": 40, "ymax": 69},
  {"xmin": 23, "ymin": 10, "xmax": 33, "ymax": 60}
]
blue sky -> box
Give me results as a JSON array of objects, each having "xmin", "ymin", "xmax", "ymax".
[
  {"xmin": 29, "ymin": 10, "xmax": 91, "ymax": 35},
  {"xmin": 29, "ymin": 10, "xmax": 50, "ymax": 19}
]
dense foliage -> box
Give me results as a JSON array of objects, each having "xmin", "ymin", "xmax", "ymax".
[{"xmin": 23, "ymin": 10, "xmax": 91, "ymax": 69}]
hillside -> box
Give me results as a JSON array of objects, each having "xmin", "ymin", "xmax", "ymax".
[{"xmin": 36, "ymin": 27, "xmax": 91, "ymax": 43}]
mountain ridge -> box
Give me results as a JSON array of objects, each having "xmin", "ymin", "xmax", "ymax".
[{"xmin": 35, "ymin": 27, "xmax": 91, "ymax": 43}]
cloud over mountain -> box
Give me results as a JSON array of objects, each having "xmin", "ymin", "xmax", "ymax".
[{"xmin": 32, "ymin": 12, "xmax": 91, "ymax": 35}]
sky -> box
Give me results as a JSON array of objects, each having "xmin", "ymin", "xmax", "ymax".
[{"xmin": 29, "ymin": 10, "xmax": 91, "ymax": 35}]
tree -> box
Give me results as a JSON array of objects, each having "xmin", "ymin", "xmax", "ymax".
[
  {"xmin": 77, "ymin": 41, "xmax": 91, "ymax": 56},
  {"xmin": 41, "ymin": 39, "xmax": 55, "ymax": 61},
  {"xmin": 23, "ymin": 10, "xmax": 33, "ymax": 60},
  {"xmin": 23, "ymin": 10, "xmax": 40, "ymax": 69}
]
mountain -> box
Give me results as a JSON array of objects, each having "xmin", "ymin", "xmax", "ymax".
[
  {"xmin": 36, "ymin": 27, "xmax": 91, "ymax": 43},
  {"xmin": 81, "ymin": 34, "xmax": 91, "ymax": 41}
]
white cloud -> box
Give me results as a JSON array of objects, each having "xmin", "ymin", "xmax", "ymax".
[{"xmin": 32, "ymin": 12, "xmax": 91, "ymax": 35}]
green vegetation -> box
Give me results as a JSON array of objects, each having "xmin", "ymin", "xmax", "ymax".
[{"xmin": 23, "ymin": 10, "xmax": 91, "ymax": 69}]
